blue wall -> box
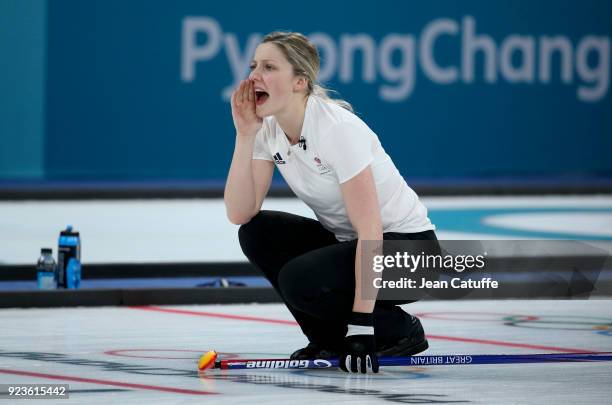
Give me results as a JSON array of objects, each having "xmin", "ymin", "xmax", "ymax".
[
  {"xmin": 1, "ymin": 0, "xmax": 611, "ymax": 182},
  {"xmin": 0, "ymin": 0, "xmax": 46, "ymax": 179}
]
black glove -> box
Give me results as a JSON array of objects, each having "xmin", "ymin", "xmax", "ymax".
[{"xmin": 340, "ymin": 312, "xmax": 379, "ymax": 373}]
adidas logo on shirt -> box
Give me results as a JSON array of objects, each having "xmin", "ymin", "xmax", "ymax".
[{"xmin": 273, "ymin": 152, "xmax": 286, "ymax": 165}]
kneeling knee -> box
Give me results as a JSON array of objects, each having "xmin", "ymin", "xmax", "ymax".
[{"xmin": 237, "ymin": 211, "xmax": 271, "ymax": 255}]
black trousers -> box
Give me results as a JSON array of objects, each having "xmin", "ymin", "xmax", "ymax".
[{"xmin": 238, "ymin": 210, "xmax": 438, "ymax": 348}]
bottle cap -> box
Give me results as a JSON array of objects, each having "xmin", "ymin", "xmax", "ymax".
[
  {"xmin": 41, "ymin": 248, "xmax": 52, "ymax": 254},
  {"xmin": 60, "ymin": 226, "xmax": 79, "ymax": 237}
]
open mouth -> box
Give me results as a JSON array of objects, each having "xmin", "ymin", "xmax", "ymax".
[{"xmin": 255, "ymin": 91, "xmax": 269, "ymax": 106}]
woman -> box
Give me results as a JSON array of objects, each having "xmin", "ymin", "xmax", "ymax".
[{"xmin": 224, "ymin": 32, "xmax": 436, "ymax": 374}]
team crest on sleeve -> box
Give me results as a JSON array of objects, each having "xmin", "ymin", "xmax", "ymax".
[{"xmin": 273, "ymin": 152, "xmax": 286, "ymax": 165}]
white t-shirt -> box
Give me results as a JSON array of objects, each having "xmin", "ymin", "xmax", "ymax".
[{"xmin": 252, "ymin": 95, "xmax": 435, "ymax": 242}]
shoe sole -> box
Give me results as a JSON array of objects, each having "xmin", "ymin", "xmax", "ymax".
[{"xmin": 376, "ymin": 337, "xmax": 429, "ymax": 357}]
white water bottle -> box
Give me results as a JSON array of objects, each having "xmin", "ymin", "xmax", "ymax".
[{"xmin": 37, "ymin": 248, "xmax": 57, "ymax": 290}]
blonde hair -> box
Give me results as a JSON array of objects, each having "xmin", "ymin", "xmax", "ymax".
[{"xmin": 262, "ymin": 31, "xmax": 353, "ymax": 112}]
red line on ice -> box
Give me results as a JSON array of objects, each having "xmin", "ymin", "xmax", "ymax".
[
  {"xmin": 0, "ymin": 368, "xmax": 216, "ymax": 396},
  {"xmin": 130, "ymin": 305, "xmax": 296, "ymax": 325},
  {"xmin": 423, "ymin": 334, "xmax": 589, "ymax": 352},
  {"xmin": 130, "ymin": 306, "xmax": 594, "ymax": 353}
]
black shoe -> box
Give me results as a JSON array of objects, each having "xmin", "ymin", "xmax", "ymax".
[
  {"xmin": 376, "ymin": 315, "xmax": 429, "ymax": 357},
  {"xmin": 290, "ymin": 342, "xmax": 339, "ymax": 360}
]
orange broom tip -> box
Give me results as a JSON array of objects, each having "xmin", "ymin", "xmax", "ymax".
[{"xmin": 198, "ymin": 350, "xmax": 218, "ymax": 371}]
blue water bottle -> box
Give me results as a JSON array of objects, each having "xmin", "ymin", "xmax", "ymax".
[
  {"xmin": 57, "ymin": 225, "xmax": 81, "ymax": 289},
  {"xmin": 66, "ymin": 258, "xmax": 82, "ymax": 289}
]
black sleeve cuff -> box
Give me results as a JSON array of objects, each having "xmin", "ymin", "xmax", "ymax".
[{"xmin": 349, "ymin": 311, "xmax": 374, "ymax": 326}]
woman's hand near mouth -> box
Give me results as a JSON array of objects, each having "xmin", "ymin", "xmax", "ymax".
[{"xmin": 231, "ymin": 79, "xmax": 263, "ymax": 137}]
